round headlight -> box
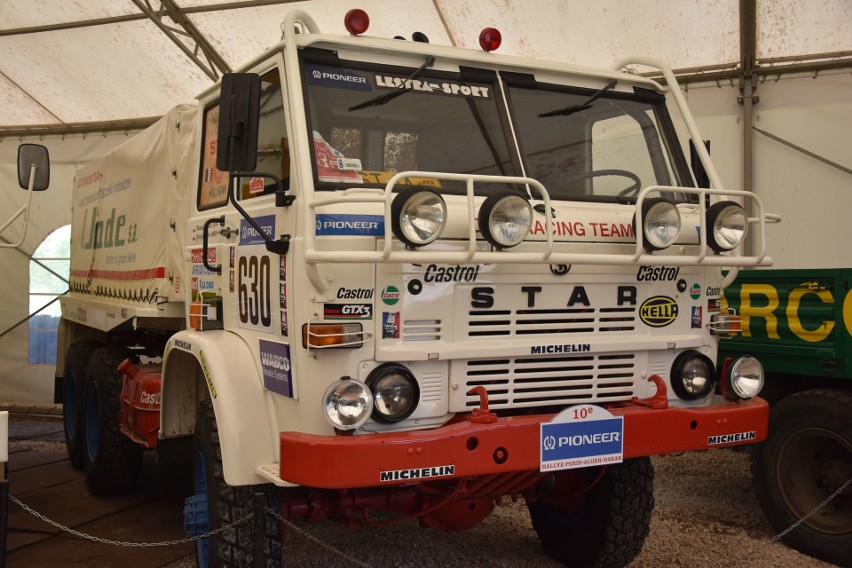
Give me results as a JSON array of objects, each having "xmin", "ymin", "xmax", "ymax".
[
  {"xmin": 637, "ymin": 198, "xmax": 681, "ymax": 251},
  {"xmin": 671, "ymin": 351, "xmax": 716, "ymax": 400},
  {"xmin": 367, "ymin": 364, "xmax": 420, "ymax": 423},
  {"xmin": 323, "ymin": 379, "xmax": 373, "ymax": 430},
  {"xmin": 391, "ymin": 188, "xmax": 447, "ymax": 248},
  {"xmin": 729, "ymin": 356, "xmax": 764, "ymax": 399},
  {"xmin": 478, "ymin": 192, "xmax": 532, "ymax": 249},
  {"xmin": 708, "ymin": 201, "xmax": 747, "ymax": 253}
]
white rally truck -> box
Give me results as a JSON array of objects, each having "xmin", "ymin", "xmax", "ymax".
[{"xmin": 57, "ymin": 9, "xmax": 775, "ymax": 568}]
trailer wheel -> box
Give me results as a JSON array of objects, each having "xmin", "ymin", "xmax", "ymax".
[
  {"xmin": 190, "ymin": 399, "xmax": 282, "ymax": 568},
  {"xmin": 62, "ymin": 340, "xmax": 102, "ymax": 469},
  {"xmin": 82, "ymin": 345, "xmax": 143, "ymax": 496},
  {"xmin": 527, "ymin": 457, "xmax": 654, "ymax": 568},
  {"xmin": 750, "ymin": 389, "xmax": 852, "ymax": 567}
]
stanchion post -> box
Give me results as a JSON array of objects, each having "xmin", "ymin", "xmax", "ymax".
[{"xmin": 0, "ymin": 410, "xmax": 9, "ymax": 568}]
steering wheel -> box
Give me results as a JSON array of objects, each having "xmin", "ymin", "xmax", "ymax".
[{"xmin": 566, "ymin": 169, "xmax": 641, "ymax": 198}]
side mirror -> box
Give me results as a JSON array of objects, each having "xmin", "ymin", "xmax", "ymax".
[
  {"xmin": 18, "ymin": 144, "xmax": 50, "ymax": 191},
  {"xmin": 216, "ymin": 73, "xmax": 261, "ymax": 172}
]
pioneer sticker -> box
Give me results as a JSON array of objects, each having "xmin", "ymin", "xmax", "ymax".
[
  {"xmin": 541, "ymin": 405, "xmax": 623, "ymax": 471},
  {"xmin": 639, "ymin": 296, "xmax": 678, "ymax": 327}
]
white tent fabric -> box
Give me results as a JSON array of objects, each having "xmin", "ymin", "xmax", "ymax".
[{"xmin": 0, "ymin": 0, "xmax": 850, "ymax": 403}]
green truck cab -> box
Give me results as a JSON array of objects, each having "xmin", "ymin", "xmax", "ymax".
[{"xmin": 719, "ymin": 268, "xmax": 852, "ymax": 566}]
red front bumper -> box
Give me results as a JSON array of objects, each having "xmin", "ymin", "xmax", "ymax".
[{"xmin": 280, "ymin": 398, "xmax": 768, "ymax": 489}]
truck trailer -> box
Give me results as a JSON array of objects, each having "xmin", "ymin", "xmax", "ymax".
[{"xmin": 57, "ymin": 9, "xmax": 776, "ymax": 567}]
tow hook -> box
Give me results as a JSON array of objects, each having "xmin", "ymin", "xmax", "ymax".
[{"xmin": 467, "ymin": 386, "xmax": 497, "ymax": 423}]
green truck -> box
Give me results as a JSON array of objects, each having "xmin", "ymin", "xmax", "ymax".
[{"xmin": 719, "ymin": 268, "xmax": 851, "ymax": 566}]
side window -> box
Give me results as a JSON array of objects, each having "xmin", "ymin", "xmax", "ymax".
[
  {"xmin": 29, "ymin": 225, "xmax": 70, "ymax": 364},
  {"xmin": 198, "ymin": 68, "xmax": 289, "ymax": 208}
]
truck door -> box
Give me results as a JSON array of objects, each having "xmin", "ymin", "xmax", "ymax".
[{"xmin": 190, "ymin": 63, "xmax": 293, "ymax": 354}]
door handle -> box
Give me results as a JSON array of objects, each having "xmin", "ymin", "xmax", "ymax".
[{"xmin": 202, "ymin": 216, "xmax": 225, "ymax": 274}]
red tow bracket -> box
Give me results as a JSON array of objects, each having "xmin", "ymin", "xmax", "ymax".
[{"xmin": 467, "ymin": 386, "xmax": 497, "ymax": 423}]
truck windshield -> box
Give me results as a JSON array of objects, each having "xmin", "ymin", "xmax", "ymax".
[
  {"xmin": 302, "ymin": 53, "xmax": 693, "ymax": 202},
  {"xmin": 506, "ymin": 82, "xmax": 692, "ymax": 202},
  {"xmin": 302, "ymin": 54, "xmax": 516, "ymax": 193}
]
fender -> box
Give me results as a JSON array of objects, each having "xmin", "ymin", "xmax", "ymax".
[{"xmin": 162, "ymin": 329, "xmax": 276, "ymax": 486}]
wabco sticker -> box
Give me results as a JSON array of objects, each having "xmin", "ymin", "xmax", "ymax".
[
  {"xmin": 315, "ymin": 214, "xmax": 384, "ymax": 236},
  {"xmin": 540, "ymin": 405, "xmax": 623, "ymax": 471},
  {"xmin": 380, "ymin": 465, "xmax": 456, "ymax": 482},
  {"xmin": 259, "ymin": 339, "xmax": 293, "ymax": 398},
  {"xmin": 381, "ymin": 285, "xmax": 401, "ymax": 305},
  {"xmin": 708, "ymin": 431, "xmax": 756, "ymax": 446},
  {"xmin": 639, "ymin": 296, "xmax": 679, "ymax": 327}
]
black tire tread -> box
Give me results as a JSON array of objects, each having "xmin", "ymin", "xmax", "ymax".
[
  {"xmin": 528, "ymin": 457, "xmax": 654, "ymax": 568},
  {"xmin": 750, "ymin": 388, "xmax": 852, "ymax": 567},
  {"xmin": 196, "ymin": 400, "xmax": 282, "ymax": 568},
  {"xmin": 83, "ymin": 345, "xmax": 144, "ymax": 496},
  {"xmin": 62, "ymin": 340, "xmax": 103, "ymax": 469}
]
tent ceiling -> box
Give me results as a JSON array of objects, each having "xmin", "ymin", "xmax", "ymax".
[{"xmin": 0, "ymin": 0, "xmax": 849, "ymax": 136}]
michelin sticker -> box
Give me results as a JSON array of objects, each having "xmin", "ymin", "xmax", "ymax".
[{"xmin": 540, "ymin": 404, "xmax": 623, "ymax": 471}]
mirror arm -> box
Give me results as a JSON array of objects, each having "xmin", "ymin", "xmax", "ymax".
[
  {"xmin": 227, "ymin": 174, "xmax": 291, "ymax": 255},
  {"xmin": 0, "ymin": 163, "xmax": 37, "ymax": 249}
]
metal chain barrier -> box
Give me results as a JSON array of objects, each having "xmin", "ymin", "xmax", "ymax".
[
  {"xmin": 724, "ymin": 476, "xmax": 852, "ymax": 566},
  {"xmin": 265, "ymin": 507, "xmax": 372, "ymax": 568},
  {"xmin": 10, "ymin": 494, "xmax": 253, "ymax": 547}
]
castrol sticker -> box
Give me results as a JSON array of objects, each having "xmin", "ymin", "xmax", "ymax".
[{"xmin": 540, "ymin": 405, "xmax": 623, "ymax": 471}]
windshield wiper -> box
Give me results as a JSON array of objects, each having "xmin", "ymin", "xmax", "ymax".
[
  {"xmin": 538, "ymin": 79, "xmax": 617, "ymax": 118},
  {"xmin": 349, "ymin": 56, "xmax": 436, "ymax": 112}
]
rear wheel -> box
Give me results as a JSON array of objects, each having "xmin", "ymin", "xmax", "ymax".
[
  {"xmin": 82, "ymin": 345, "xmax": 144, "ymax": 496},
  {"xmin": 751, "ymin": 389, "xmax": 852, "ymax": 567},
  {"xmin": 527, "ymin": 457, "xmax": 654, "ymax": 568},
  {"xmin": 189, "ymin": 399, "xmax": 282, "ymax": 568},
  {"xmin": 62, "ymin": 340, "xmax": 102, "ymax": 469}
]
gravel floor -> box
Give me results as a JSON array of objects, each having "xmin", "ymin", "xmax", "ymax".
[{"xmin": 162, "ymin": 449, "xmax": 836, "ymax": 568}]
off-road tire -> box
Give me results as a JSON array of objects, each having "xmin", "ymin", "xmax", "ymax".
[
  {"xmin": 62, "ymin": 340, "xmax": 102, "ymax": 469},
  {"xmin": 750, "ymin": 389, "xmax": 852, "ymax": 567},
  {"xmin": 82, "ymin": 345, "xmax": 144, "ymax": 495},
  {"xmin": 193, "ymin": 399, "xmax": 283, "ymax": 568},
  {"xmin": 527, "ymin": 457, "xmax": 654, "ymax": 568}
]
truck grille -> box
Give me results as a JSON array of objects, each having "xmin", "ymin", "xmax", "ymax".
[
  {"xmin": 454, "ymin": 353, "xmax": 637, "ymax": 410},
  {"xmin": 467, "ymin": 307, "xmax": 636, "ymax": 337}
]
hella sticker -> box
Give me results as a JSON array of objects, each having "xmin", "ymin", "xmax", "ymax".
[{"xmin": 639, "ymin": 296, "xmax": 679, "ymax": 327}]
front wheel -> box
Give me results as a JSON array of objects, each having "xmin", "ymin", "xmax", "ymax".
[
  {"xmin": 527, "ymin": 457, "xmax": 654, "ymax": 568},
  {"xmin": 750, "ymin": 389, "xmax": 852, "ymax": 567},
  {"xmin": 82, "ymin": 345, "xmax": 144, "ymax": 495},
  {"xmin": 189, "ymin": 399, "xmax": 282, "ymax": 568}
]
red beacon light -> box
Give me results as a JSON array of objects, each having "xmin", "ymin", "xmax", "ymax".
[
  {"xmin": 479, "ymin": 27, "xmax": 502, "ymax": 52},
  {"xmin": 344, "ymin": 9, "xmax": 370, "ymax": 36}
]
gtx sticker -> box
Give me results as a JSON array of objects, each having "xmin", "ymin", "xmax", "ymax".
[
  {"xmin": 315, "ymin": 214, "xmax": 383, "ymax": 236},
  {"xmin": 381, "ymin": 286, "xmax": 401, "ymax": 305},
  {"xmin": 324, "ymin": 303, "xmax": 372, "ymax": 320},
  {"xmin": 707, "ymin": 431, "xmax": 756, "ymax": 446},
  {"xmin": 379, "ymin": 465, "xmax": 456, "ymax": 482},
  {"xmin": 424, "ymin": 264, "xmax": 480, "ymax": 283},
  {"xmin": 259, "ymin": 339, "xmax": 293, "ymax": 398},
  {"xmin": 382, "ymin": 312, "xmax": 400, "ymax": 339},
  {"xmin": 707, "ymin": 298, "xmax": 722, "ymax": 312},
  {"xmin": 639, "ymin": 296, "xmax": 679, "ymax": 327},
  {"xmin": 636, "ymin": 266, "xmax": 680, "ymax": 281}
]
